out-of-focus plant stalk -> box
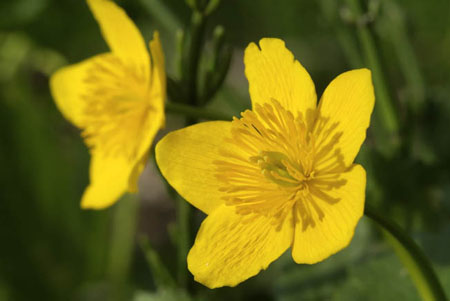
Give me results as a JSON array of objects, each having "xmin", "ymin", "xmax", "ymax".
[
  {"xmin": 343, "ymin": 0, "xmax": 400, "ymax": 152},
  {"xmin": 139, "ymin": 235, "xmax": 176, "ymax": 289},
  {"xmin": 176, "ymin": 9, "xmax": 206, "ymax": 290},
  {"xmin": 357, "ymin": 28, "xmax": 398, "ymax": 132},
  {"xmin": 380, "ymin": 0, "xmax": 425, "ymax": 113},
  {"xmin": 365, "ymin": 204, "xmax": 447, "ymax": 301},
  {"xmin": 106, "ymin": 195, "xmax": 139, "ymax": 301},
  {"xmin": 318, "ymin": 0, "xmax": 364, "ymax": 68},
  {"xmin": 139, "ymin": 0, "xmax": 181, "ymax": 34},
  {"xmin": 175, "ymin": 30, "xmax": 185, "ymax": 80},
  {"xmin": 176, "ymin": 195, "xmax": 191, "ymax": 289},
  {"xmin": 183, "ymin": 11, "xmax": 206, "ymax": 107},
  {"xmin": 176, "ymin": 0, "xmax": 221, "ymax": 288},
  {"xmin": 202, "ymin": 26, "xmax": 232, "ymax": 102}
]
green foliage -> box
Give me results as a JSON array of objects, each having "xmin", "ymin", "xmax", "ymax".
[{"xmin": 1, "ymin": 0, "xmax": 450, "ymax": 300}]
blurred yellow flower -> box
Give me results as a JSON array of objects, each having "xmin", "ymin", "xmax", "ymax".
[
  {"xmin": 156, "ymin": 38, "xmax": 375, "ymax": 288},
  {"xmin": 50, "ymin": 0, "xmax": 165, "ymax": 209}
]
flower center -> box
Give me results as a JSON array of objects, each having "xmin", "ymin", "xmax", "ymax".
[
  {"xmin": 215, "ymin": 100, "xmax": 315, "ymax": 218},
  {"xmin": 250, "ymin": 151, "xmax": 305, "ymax": 187},
  {"xmin": 215, "ymin": 99, "xmax": 346, "ymax": 228},
  {"xmin": 79, "ymin": 54, "xmax": 152, "ymax": 159}
]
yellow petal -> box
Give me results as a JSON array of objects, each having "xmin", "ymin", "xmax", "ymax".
[
  {"xmin": 188, "ymin": 205, "xmax": 294, "ymax": 288},
  {"xmin": 149, "ymin": 31, "xmax": 166, "ymax": 127},
  {"xmin": 82, "ymin": 109, "xmax": 161, "ymax": 207},
  {"xmin": 127, "ymin": 105, "xmax": 164, "ymax": 193},
  {"xmin": 81, "ymin": 151, "xmax": 133, "ymax": 209},
  {"xmin": 124, "ymin": 33, "xmax": 166, "ymax": 193},
  {"xmin": 244, "ymin": 38, "xmax": 317, "ymax": 118},
  {"xmin": 291, "ymin": 164, "xmax": 366, "ymax": 264},
  {"xmin": 128, "ymin": 151, "xmax": 148, "ymax": 193},
  {"xmin": 315, "ymin": 69, "xmax": 375, "ymax": 168},
  {"xmin": 49, "ymin": 55, "xmax": 106, "ymax": 127},
  {"xmin": 87, "ymin": 0, "xmax": 150, "ymax": 77},
  {"xmin": 156, "ymin": 121, "xmax": 236, "ymax": 214},
  {"xmin": 82, "ymin": 106, "xmax": 163, "ymax": 207}
]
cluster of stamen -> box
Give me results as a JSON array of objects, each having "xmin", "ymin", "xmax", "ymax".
[
  {"xmin": 250, "ymin": 151, "xmax": 304, "ymax": 187},
  {"xmin": 215, "ymin": 99, "xmax": 346, "ymax": 230},
  {"xmin": 79, "ymin": 55, "xmax": 152, "ymax": 159}
]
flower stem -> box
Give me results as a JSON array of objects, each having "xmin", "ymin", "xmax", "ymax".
[
  {"xmin": 165, "ymin": 101, "xmax": 232, "ymax": 121},
  {"xmin": 138, "ymin": 235, "xmax": 176, "ymax": 289},
  {"xmin": 318, "ymin": 0, "xmax": 364, "ymax": 68},
  {"xmin": 343, "ymin": 0, "xmax": 400, "ymax": 151},
  {"xmin": 139, "ymin": 0, "xmax": 181, "ymax": 34},
  {"xmin": 381, "ymin": 0, "xmax": 425, "ymax": 113},
  {"xmin": 176, "ymin": 7, "xmax": 210, "ymax": 289},
  {"xmin": 184, "ymin": 11, "xmax": 206, "ymax": 107},
  {"xmin": 364, "ymin": 204, "xmax": 447, "ymax": 301},
  {"xmin": 176, "ymin": 196, "xmax": 190, "ymax": 288},
  {"xmin": 106, "ymin": 194, "xmax": 139, "ymax": 300},
  {"xmin": 355, "ymin": 26, "xmax": 398, "ymax": 133}
]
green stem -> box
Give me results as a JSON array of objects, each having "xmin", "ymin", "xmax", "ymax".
[
  {"xmin": 344, "ymin": 0, "xmax": 400, "ymax": 141},
  {"xmin": 176, "ymin": 197, "xmax": 190, "ymax": 288},
  {"xmin": 364, "ymin": 204, "xmax": 447, "ymax": 301},
  {"xmin": 184, "ymin": 11, "xmax": 207, "ymax": 107},
  {"xmin": 318, "ymin": 0, "xmax": 364, "ymax": 68},
  {"xmin": 152, "ymin": 147, "xmax": 189, "ymax": 289},
  {"xmin": 165, "ymin": 102, "xmax": 232, "ymax": 121},
  {"xmin": 382, "ymin": 0, "xmax": 425, "ymax": 113},
  {"xmin": 138, "ymin": 235, "xmax": 176, "ymax": 289},
  {"xmin": 173, "ymin": 7, "xmax": 210, "ymax": 289},
  {"xmin": 139, "ymin": 0, "xmax": 181, "ymax": 34},
  {"xmin": 106, "ymin": 195, "xmax": 139, "ymax": 301},
  {"xmin": 357, "ymin": 27, "xmax": 398, "ymax": 133}
]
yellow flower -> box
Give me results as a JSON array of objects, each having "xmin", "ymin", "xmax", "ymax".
[
  {"xmin": 50, "ymin": 0, "xmax": 165, "ymax": 209},
  {"xmin": 156, "ymin": 38, "xmax": 374, "ymax": 288}
]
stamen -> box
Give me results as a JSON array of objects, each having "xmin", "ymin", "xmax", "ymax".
[
  {"xmin": 79, "ymin": 55, "xmax": 151, "ymax": 159},
  {"xmin": 215, "ymin": 99, "xmax": 345, "ymax": 227}
]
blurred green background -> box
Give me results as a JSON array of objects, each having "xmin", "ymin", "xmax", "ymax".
[{"xmin": 1, "ymin": 0, "xmax": 450, "ymax": 300}]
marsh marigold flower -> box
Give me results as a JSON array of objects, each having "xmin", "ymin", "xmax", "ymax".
[
  {"xmin": 50, "ymin": 0, "xmax": 165, "ymax": 209},
  {"xmin": 156, "ymin": 38, "xmax": 374, "ymax": 288}
]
